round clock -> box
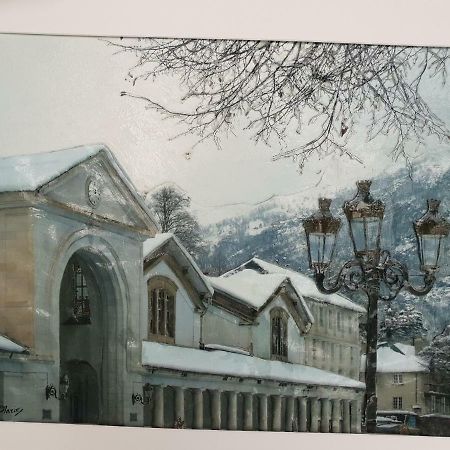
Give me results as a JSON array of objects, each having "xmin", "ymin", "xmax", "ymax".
[{"xmin": 86, "ymin": 177, "xmax": 101, "ymax": 206}]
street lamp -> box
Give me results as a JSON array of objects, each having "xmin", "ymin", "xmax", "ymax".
[{"xmin": 303, "ymin": 180, "xmax": 449, "ymax": 434}]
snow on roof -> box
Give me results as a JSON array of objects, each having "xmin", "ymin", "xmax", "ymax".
[
  {"xmin": 143, "ymin": 233, "xmax": 213, "ymax": 295},
  {"xmin": 361, "ymin": 343, "xmax": 428, "ymax": 373},
  {"xmin": 142, "ymin": 341, "xmax": 365, "ymax": 389},
  {"xmin": 208, "ymin": 269, "xmax": 288, "ymax": 309},
  {"xmin": 0, "ymin": 334, "xmax": 26, "ymax": 353},
  {"xmin": 0, "ymin": 143, "xmax": 158, "ymax": 229},
  {"xmin": 0, "ymin": 144, "xmax": 104, "ymax": 192},
  {"xmin": 240, "ymin": 258, "xmax": 366, "ymax": 313}
]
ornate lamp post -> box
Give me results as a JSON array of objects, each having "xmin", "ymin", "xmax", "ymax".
[{"xmin": 303, "ymin": 180, "xmax": 449, "ymax": 434}]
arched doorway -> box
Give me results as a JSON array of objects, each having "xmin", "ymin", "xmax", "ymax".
[{"xmin": 59, "ymin": 248, "xmax": 123, "ymax": 425}]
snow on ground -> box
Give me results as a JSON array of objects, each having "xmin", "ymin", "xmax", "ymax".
[{"xmin": 142, "ymin": 341, "xmax": 365, "ymax": 389}]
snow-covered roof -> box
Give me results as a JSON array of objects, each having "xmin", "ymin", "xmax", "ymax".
[
  {"xmin": 233, "ymin": 258, "xmax": 366, "ymax": 314},
  {"xmin": 0, "ymin": 143, "xmax": 158, "ymax": 229},
  {"xmin": 0, "ymin": 334, "xmax": 27, "ymax": 353},
  {"xmin": 208, "ymin": 269, "xmax": 314, "ymax": 324},
  {"xmin": 0, "ymin": 144, "xmax": 103, "ymax": 192},
  {"xmin": 143, "ymin": 233, "xmax": 213, "ymax": 296},
  {"xmin": 361, "ymin": 343, "xmax": 428, "ymax": 373},
  {"xmin": 208, "ymin": 270, "xmax": 289, "ymax": 309},
  {"xmin": 142, "ymin": 341, "xmax": 365, "ymax": 389}
]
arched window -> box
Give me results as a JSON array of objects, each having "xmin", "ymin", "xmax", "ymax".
[
  {"xmin": 270, "ymin": 308, "xmax": 288, "ymax": 361},
  {"xmin": 71, "ymin": 263, "xmax": 91, "ymax": 324},
  {"xmin": 147, "ymin": 277, "xmax": 177, "ymax": 344}
]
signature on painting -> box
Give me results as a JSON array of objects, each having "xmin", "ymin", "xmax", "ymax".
[{"xmin": 0, "ymin": 405, "xmax": 23, "ymax": 416}]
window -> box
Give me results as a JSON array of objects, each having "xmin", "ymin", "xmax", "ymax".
[
  {"xmin": 71, "ymin": 263, "xmax": 91, "ymax": 324},
  {"xmin": 393, "ymin": 397, "xmax": 403, "ymax": 409},
  {"xmin": 271, "ymin": 308, "xmax": 288, "ymax": 361},
  {"xmin": 319, "ymin": 307, "xmax": 325, "ymax": 327},
  {"xmin": 393, "ymin": 373, "xmax": 403, "ymax": 385},
  {"xmin": 148, "ymin": 277, "xmax": 177, "ymax": 343},
  {"xmin": 337, "ymin": 312, "xmax": 343, "ymax": 332}
]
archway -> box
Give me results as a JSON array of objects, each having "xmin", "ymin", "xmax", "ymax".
[{"xmin": 58, "ymin": 247, "xmax": 124, "ymax": 424}]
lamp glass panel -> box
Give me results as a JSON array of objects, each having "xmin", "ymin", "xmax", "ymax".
[
  {"xmin": 350, "ymin": 217, "xmax": 381, "ymax": 253},
  {"xmin": 350, "ymin": 218, "xmax": 366, "ymax": 253},
  {"xmin": 420, "ymin": 234, "xmax": 441, "ymax": 268},
  {"xmin": 309, "ymin": 233, "xmax": 335, "ymax": 265},
  {"xmin": 366, "ymin": 218, "xmax": 381, "ymax": 251}
]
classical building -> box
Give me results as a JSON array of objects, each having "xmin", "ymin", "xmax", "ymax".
[
  {"xmin": 0, "ymin": 144, "xmax": 365, "ymax": 432},
  {"xmin": 360, "ymin": 342, "xmax": 450, "ymax": 416}
]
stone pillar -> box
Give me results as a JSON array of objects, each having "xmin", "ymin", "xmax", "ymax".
[
  {"xmin": 298, "ymin": 397, "xmax": 308, "ymax": 432},
  {"xmin": 211, "ymin": 390, "xmax": 222, "ymax": 430},
  {"xmin": 228, "ymin": 391, "xmax": 238, "ymax": 430},
  {"xmin": 342, "ymin": 400, "xmax": 351, "ymax": 433},
  {"xmin": 153, "ymin": 385, "xmax": 165, "ymax": 428},
  {"xmin": 259, "ymin": 394, "xmax": 269, "ymax": 431},
  {"xmin": 194, "ymin": 388, "xmax": 204, "ymax": 429},
  {"xmin": 286, "ymin": 396, "xmax": 296, "ymax": 431},
  {"xmin": 331, "ymin": 399, "xmax": 341, "ymax": 433},
  {"xmin": 242, "ymin": 393, "xmax": 252, "ymax": 431},
  {"xmin": 350, "ymin": 399, "xmax": 361, "ymax": 433},
  {"xmin": 174, "ymin": 387, "xmax": 185, "ymax": 426},
  {"xmin": 310, "ymin": 397, "xmax": 320, "ymax": 433},
  {"xmin": 320, "ymin": 398, "xmax": 330, "ymax": 433},
  {"xmin": 272, "ymin": 395, "xmax": 282, "ymax": 431}
]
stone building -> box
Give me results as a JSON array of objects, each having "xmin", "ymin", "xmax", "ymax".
[
  {"xmin": 0, "ymin": 144, "xmax": 365, "ymax": 432},
  {"xmin": 360, "ymin": 342, "xmax": 450, "ymax": 416}
]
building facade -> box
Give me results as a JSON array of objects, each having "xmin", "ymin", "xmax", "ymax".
[{"xmin": 0, "ymin": 144, "xmax": 365, "ymax": 432}]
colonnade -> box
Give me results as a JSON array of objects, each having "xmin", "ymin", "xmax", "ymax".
[{"xmin": 146, "ymin": 384, "xmax": 362, "ymax": 433}]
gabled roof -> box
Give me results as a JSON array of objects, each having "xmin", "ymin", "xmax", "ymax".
[
  {"xmin": 0, "ymin": 143, "xmax": 158, "ymax": 230},
  {"xmin": 360, "ymin": 343, "xmax": 428, "ymax": 373},
  {"xmin": 143, "ymin": 233, "xmax": 214, "ymax": 297},
  {"xmin": 229, "ymin": 258, "xmax": 366, "ymax": 314},
  {"xmin": 142, "ymin": 341, "xmax": 365, "ymax": 389},
  {"xmin": 208, "ymin": 269, "xmax": 314, "ymax": 333}
]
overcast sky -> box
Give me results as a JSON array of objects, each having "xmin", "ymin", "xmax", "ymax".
[{"xmin": 1, "ymin": 34, "xmax": 449, "ymax": 223}]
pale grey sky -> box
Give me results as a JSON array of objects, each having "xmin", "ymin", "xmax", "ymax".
[{"xmin": 1, "ymin": 34, "xmax": 449, "ymax": 223}]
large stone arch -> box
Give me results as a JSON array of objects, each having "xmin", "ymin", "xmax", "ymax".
[{"xmin": 47, "ymin": 229, "xmax": 129, "ymax": 425}]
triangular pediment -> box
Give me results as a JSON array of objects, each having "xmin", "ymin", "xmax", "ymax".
[{"xmin": 38, "ymin": 148, "xmax": 158, "ymax": 235}]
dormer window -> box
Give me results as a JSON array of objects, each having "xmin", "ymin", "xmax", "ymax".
[
  {"xmin": 271, "ymin": 308, "xmax": 288, "ymax": 361},
  {"xmin": 148, "ymin": 277, "xmax": 177, "ymax": 344}
]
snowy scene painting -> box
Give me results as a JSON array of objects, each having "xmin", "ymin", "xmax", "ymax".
[{"xmin": 1, "ymin": 33, "xmax": 450, "ymax": 438}]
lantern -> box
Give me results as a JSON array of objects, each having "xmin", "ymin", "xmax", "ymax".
[
  {"xmin": 414, "ymin": 199, "xmax": 450, "ymax": 271},
  {"xmin": 343, "ymin": 180, "xmax": 385, "ymax": 261},
  {"xmin": 303, "ymin": 198, "xmax": 341, "ymax": 272}
]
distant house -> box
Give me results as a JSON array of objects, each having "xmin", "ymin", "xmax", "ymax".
[{"xmin": 360, "ymin": 343, "xmax": 450, "ymax": 416}]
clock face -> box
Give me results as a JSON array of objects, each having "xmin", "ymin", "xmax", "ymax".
[{"xmin": 87, "ymin": 177, "xmax": 101, "ymax": 206}]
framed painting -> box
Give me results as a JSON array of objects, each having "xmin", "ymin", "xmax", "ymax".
[{"xmin": 0, "ymin": 2, "xmax": 449, "ymax": 450}]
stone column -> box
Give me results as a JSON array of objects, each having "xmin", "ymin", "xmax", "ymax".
[
  {"xmin": 331, "ymin": 399, "xmax": 341, "ymax": 433},
  {"xmin": 243, "ymin": 393, "xmax": 253, "ymax": 431},
  {"xmin": 286, "ymin": 396, "xmax": 296, "ymax": 431},
  {"xmin": 350, "ymin": 399, "xmax": 361, "ymax": 433},
  {"xmin": 320, "ymin": 398, "xmax": 330, "ymax": 433},
  {"xmin": 342, "ymin": 400, "xmax": 351, "ymax": 433},
  {"xmin": 153, "ymin": 385, "xmax": 165, "ymax": 428},
  {"xmin": 228, "ymin": 391, "xmax": 238, "ymax": 430},
  {"xmin": 174, "ymin": 387, "xmax": 185, "ymax": 426},
  {"xmin": 194, "ymin": 388, "xmax": 204, "ymax": 429},
  {"xmin": 211, "ymin": 390, "xmax": 222, "ymax": 430},
  {"xmin": 272, "ymin": 395, "xmax": 282, "ymax": 431},
  {"xmin": 259, "ymin": 394, "xmax": 269, "ymax": 431},
  {"xmin": 298, "ymin": 397, "xmax": 308, "ymax": 432},
  {"xmin": 310, "ymin": 397, "xmax": 320, "ymax": 432}
]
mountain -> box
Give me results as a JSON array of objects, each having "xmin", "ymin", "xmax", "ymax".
[{"xmin": 198, "ymin": 165, "xmax": 450, "ymax": 337}]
